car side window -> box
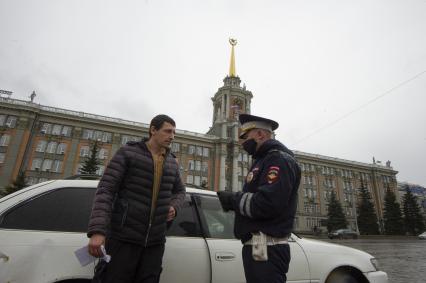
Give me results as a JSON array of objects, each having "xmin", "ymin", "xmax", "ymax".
[
  {"xmin": 166, "ymin": 195, "xmax": 202, "ymax": 237},
  {"xmin": 0, "ymin": 187, "xmax": 95, "ymax": 232},
  {"xmin": 196, "ymin": 194, "xmax": 235, "ymax": 239}
]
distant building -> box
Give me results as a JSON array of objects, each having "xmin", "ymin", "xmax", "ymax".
[
  {"xmin": 397, "ymin": 182, "xmax": 426, "ymax": 219},
  {"xmin": 0, "ymin": 41, "xmax": 398, "ymax": 233}
]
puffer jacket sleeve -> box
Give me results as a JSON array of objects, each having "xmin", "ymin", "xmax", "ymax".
[
  {"xmin": 169, "ymin": 160, "xmax": 186, "ymax": 213},
  {"xmin": 87, "ymin": 146, "xmax": 129, "ymax": 237}
]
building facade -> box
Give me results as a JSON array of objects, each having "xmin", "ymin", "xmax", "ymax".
[{"xmin": 0, "ymin": 42, "xmax": 399, "ymax": 233}]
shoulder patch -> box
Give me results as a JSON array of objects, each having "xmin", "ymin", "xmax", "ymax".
[{"xmin": 267, "ymin": 166, "xmax": 280, "ymax": 184}]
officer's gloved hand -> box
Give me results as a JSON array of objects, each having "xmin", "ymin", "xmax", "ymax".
[{"xmin": 217, "ymin": 191, "xmax": 235, "ymax": 212}]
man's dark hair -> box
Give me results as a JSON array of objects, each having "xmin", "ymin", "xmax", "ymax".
[{"xmin": 149, "ymin": 114, "xmax": 176, "ymax": 137}]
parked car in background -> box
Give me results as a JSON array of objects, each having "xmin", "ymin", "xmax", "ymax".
[
  {"xmin": 0, "ymin": 180, "xmax": 387, "ymax": 283},
  {"xmin": 418, "ymin": 231, "xmax": 426, "ymax": 240},
  {"xmin": 328, "ymin": 229, "xmax": 359, "ymax": 239}
]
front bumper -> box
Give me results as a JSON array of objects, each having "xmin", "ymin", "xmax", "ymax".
[{"xmin": 364, "ymin": 271, "xmax": 388, "ymax": 283}]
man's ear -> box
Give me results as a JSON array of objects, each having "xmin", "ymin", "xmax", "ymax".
[{"xmin": 150, "ymin": 126, "xmax": 156, "ymax": 136}]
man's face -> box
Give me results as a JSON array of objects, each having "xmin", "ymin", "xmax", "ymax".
[{"xmin": 150, "ymin": 122, "xmax": 176, "ymax": 149}]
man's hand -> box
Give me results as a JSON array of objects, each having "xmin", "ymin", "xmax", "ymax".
[
  {"xmin": 167, "ymin": 206, "xmax": 176, "ymax": 222},
  {"xmin": 217, "ymin": 191, "xmax": 235, "ymax": 211},
  {"xmin": 88, "ymin": 234, "xmax": 106, "ymax": 258}
]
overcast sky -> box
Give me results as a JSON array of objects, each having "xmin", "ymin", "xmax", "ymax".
[{"xmin": 1, "ymin": 0, "xmax": 425, "ymax": 185}]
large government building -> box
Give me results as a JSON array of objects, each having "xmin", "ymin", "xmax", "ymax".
[{"xmin": 0, "ymin": 41, "xmax": 398, "ymax": 233}]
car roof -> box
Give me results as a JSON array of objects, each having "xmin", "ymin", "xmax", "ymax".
[{"xmin": 0, "ymin": 179, "xmax": 218, "ymax": 203}]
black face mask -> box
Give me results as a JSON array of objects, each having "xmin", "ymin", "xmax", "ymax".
[{"xmin": 242, "ymin": 138, "xmax": 257, "ymax": 156}]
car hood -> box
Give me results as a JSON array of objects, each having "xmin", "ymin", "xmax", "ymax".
[{"xmin": 294, "ymin": 237, "xmax": 378, "ymax": 274}]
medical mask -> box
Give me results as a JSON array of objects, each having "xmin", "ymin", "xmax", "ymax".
[{"xmin": 242, "ymin": 139, "xmax": 257, "ymax": 156}]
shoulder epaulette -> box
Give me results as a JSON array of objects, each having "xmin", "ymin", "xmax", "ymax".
[{"xmin": 126, "ymin": 141, "xmax": 138, "ymax": 146}]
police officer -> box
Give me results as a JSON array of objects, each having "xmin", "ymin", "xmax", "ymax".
[{"xmin": 217, "ymin": 114, "xmax": 301, "ymax": 283}]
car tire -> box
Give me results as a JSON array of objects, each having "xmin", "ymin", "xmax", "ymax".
[{"xmin": 326, "ymin": 271, "xmax": 359, "ymax": 283}]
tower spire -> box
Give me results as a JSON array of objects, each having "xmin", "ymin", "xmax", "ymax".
[{"xmin": 229, "ymin": 38, "xmax": 237, "ymax": 77}]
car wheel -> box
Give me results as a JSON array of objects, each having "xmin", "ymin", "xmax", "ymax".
[{"xmin": 326, "ymin": 271, "xmax": 359, "ymax": 283}]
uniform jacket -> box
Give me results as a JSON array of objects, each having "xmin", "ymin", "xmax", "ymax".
[
  {"xmin": 87, "ymin": 139, "xmax": 185, "ymax": 246},
  {"xmin": 233, "ymin": 139, "xmax": 301, "ymax": 242}
]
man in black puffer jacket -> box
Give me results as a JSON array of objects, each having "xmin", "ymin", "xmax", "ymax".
[
  {"xmin": 87, "ymin": 114, "xmax": 185, "ymax": 283},
  {"xmin": 218, "ymin": 114, "xmax": 301, "ymax": 283}
]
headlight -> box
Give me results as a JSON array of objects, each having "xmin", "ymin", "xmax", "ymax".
[{"xmin": 370, "ymin": 258, "xmax": 380, "ymax": 271}]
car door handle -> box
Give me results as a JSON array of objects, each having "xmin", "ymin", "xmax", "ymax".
[
  {"xmin": 215, "ymin": 252, "xmax": 236, "ymax": 261},
  {"xmin": 0, "ymin": 252, "xmax": 9, "ymax": 262}
]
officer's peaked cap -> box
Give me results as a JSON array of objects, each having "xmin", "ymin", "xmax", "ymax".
[{"xmin": 239, "ymin": 114, "xmax": 279, "ymax": 139}]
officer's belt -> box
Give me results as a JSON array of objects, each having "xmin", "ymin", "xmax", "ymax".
[{"xmin": 244, "ymin": 234, "xmax": 289, "ymax": 246}]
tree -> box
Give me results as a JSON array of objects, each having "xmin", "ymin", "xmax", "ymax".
[
  {"xmin": 80, "ymin": 140, "xmax": 101, "ymax": 176},
  {"xmin": 402, "ymin": 186, "xmax": 425, "ymax": 235},
  {"xmin": 357, "ymin": 182, "xmax": 380, "ymax": 235},
  {"xmin": 383, "ymin": 187, "xmax": 405, "ymax": 235},
  {"xmin": 2, "ymin": 171, "xmax": 28, "ymax": 196},
  {"xmin": 326, "ymin": 191, "xmax": 348, "ymax": 232}
]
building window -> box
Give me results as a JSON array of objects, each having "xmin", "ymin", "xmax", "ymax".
[
  {"xmin": 98, "ymin": 148, "xmax": 109, "ymax": 160},
  {"xmin": 0, "ymin": 134, "xmax": 10, "ymax": 146},
  {"xmin": 40, "ymin": 123, "xmax": 52, "ymax": 135},
  {"xmin": 186, "ymin": 174, "xmax": 193, "ymax": 184},
  {"xmin": 56, "ymin": 143, "xmax": 67, "ymax": 155},
  {"xmin": 202, "ymin": 161, "xmax": 208, "ymax": 173},
  {"xmin": 304, "ymin": 187, "xmax": 317, "ymax": 199},
  {"xmin": 343, "ymin": 181, "xmax": 353, "ymax": 191},
  {"xmin": 82, "ymin": 129, "xmax": 93, "ymax": 140},
  {"xmin": 188, "ymin": 160, "xmax": 194, "ymax": 171},
  {"xmin": 342, "ymin": 169, "xmax": 353, "ymax": 178},
  {"xmin": 5, "ymin": 116, "xmax": 17, "ymax": 128},
  {"xmin": 121, "ymin": 135, "xmax": 140, "ymax": 145},
  {"xmin": 46, "ymin": 142, "xmax": 58, "ymax": 154},
  {"xmin": 0, "ymin": 115, "xmax": 5, "ymax": 126},
  {"xmin": 203, "ymin": 147, "xmax": 209, "ymax": 157},
  {"xmin": 303, "ymin": 175, "xmax": 314, "ymax": 185},
  {"xmin": 61, "ymin": 126, "xmax": 72, "ymax": 137},
  {"xmin": 196, "ymin": 146, "xmax": 202, "ymax": 156},
  {"xmin": 195, "ymin": 160, "xmax": 201, "ymax": 171},
  {"xmin": 52, "ymin": 125, "xmax": 62, "ymax": 135},
  {"xmin": 188, "ymin": 145, "xmax": 195, "ymax": 155},
  {"xmin": 42, "ymin": 159, "xmax": 53, "ymax": 171},
  {"xmin": 35, "ymin": 140, "xmax": 47, "ymax": 152},
  {"xmin": 96, "ymin": 165, "xmax": 105, "ymax": 176},
  {"xmin": 0, "ymin": 152, "xmax": 5, "ymax": 163},
  {"xmin": 360, "ymin": 172, "xmax": 370, "ymax": 181},
  {"xmin": 322, "ymin": 166, "xmax": 334, "ymax": 175},
  {"xmin": 171, "ymin": 142, "xmax": 180, "ymax": 153},
  {"xmin": 52, "ymin": 160, "xmax": 63, "ymax": 173},
  {"xmin": 31, "ymin": 158, "xmax": 43, "ymax": 170},
  {"xmin": 194, "ymin": 176, "xmax": 201, "ymax": 186},
  {"xmin": 80, "ymin": 146, "xmax": 90, "ymax": 157},
  {"xmin": 323, "ymin": 177, "xmax": 335, "ymax": 188}
]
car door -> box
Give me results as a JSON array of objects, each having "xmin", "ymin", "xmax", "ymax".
[
  {"xmin": 195, "ymin": 194, "xmax": 311, "ymax": 283},
  {"xmin": 0, "ymin": 187, "xmax": 95, "ymax": 283},
  {"xmin": 194, "ymin": 194, "xmax": 246, "ymax": 283},
  {"xmin": 162, "ymin": 195, "xmax": 210, "ymax": 283}
]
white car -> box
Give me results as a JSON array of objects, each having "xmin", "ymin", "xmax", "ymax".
[
  {"xmin": 419, "ymin": 232, "xmax": 426, "ymax": 240},
  {"xmin": 0, "ymin": 180, "xmax": 388, "ymax": 283}
]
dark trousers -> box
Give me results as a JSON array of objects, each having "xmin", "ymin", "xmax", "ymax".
[
  {"xmin": 242, "ymin": 244, "xmax": 290, "ymax": 283},
  {"xmin": 94, "ymin": 238, "xmax": 165, "ymax": 283}
]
